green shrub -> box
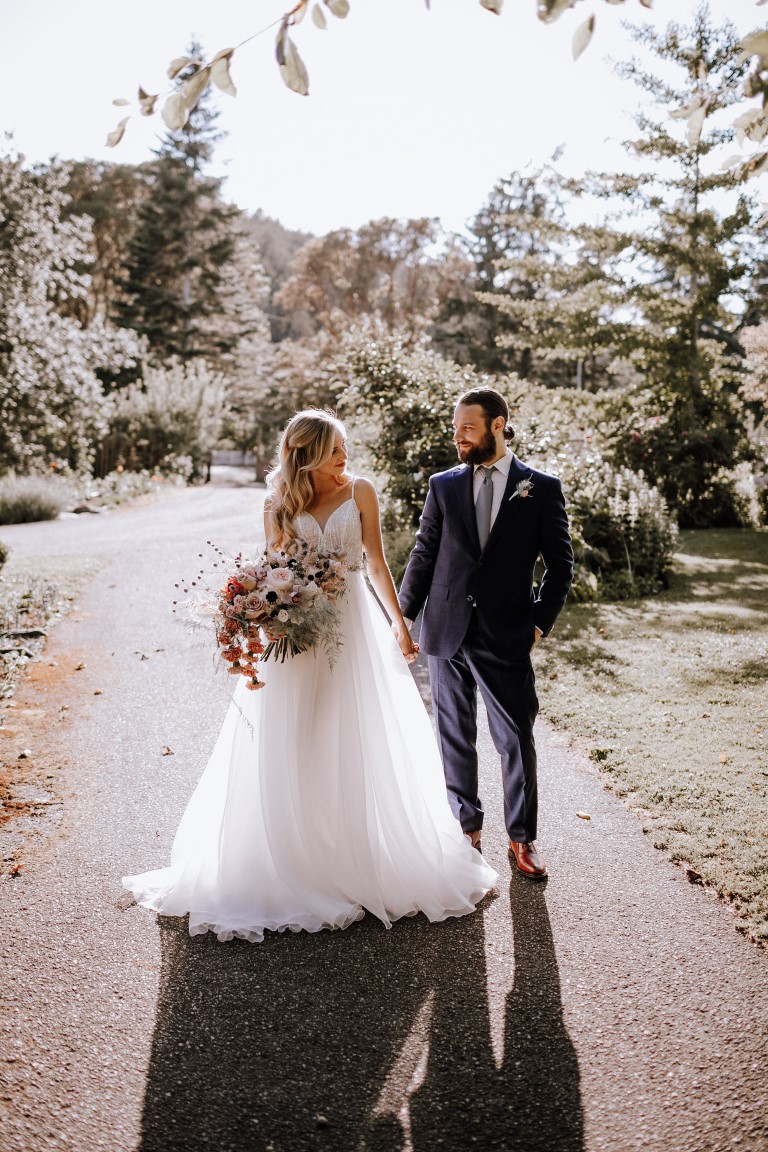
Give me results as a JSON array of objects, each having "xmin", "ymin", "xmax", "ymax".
[
  {"xmin": 613, "ymin": 375, "xmax": 751, "ymax": 529},
  {"xmin": 0, "ymin": 476, "xmax": 67, "ymax": 524},
  {"xmin": 342, "ymin": 333, "xmax": 678, "ymax": 601}
]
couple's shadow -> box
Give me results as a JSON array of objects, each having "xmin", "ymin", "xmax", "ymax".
[{"xmin": 138, "ymin": 877, "xmax": 583, "ymax": 1151}]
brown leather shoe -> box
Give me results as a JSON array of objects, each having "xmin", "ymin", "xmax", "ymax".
[
  {"xmin": 508, "ymin": 840, "xmax": 547, "ymax": 878},
  {"xmin": 465, "ymin": 830, "xmax": 482, "ymax": 853}
]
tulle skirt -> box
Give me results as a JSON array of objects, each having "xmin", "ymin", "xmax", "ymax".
[{"xmin": 123, "ymin": 573, "xmax": 498, "ymax": 942}]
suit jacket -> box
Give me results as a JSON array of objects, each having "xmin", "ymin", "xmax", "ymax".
[{"xmin": 399, "ymin": 455, "xmax": 574, "ymax": 661}]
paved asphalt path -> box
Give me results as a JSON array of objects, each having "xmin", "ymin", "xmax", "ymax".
[{"xmin": 1, "ymin": 474, "xmax": 767, "ymax": 1152}]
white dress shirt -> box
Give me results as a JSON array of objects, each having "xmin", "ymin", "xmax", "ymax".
[{"xmin": 473, "ymin": 450, "xmax": 514, "ymax": 534}]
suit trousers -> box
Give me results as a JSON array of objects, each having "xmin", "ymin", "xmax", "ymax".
[{"xmin": 428, "ymin": 614, "xmax": 539, "ymax": 842}]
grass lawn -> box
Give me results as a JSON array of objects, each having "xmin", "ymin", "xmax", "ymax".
[{"xmin": 536, "ymin": 529, "xmax": 768, "ymax": 946}]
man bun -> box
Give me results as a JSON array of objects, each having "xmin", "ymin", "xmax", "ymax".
[{"xmin": 457, "ymin": 386, "xmax": 515, "ymax": 441}]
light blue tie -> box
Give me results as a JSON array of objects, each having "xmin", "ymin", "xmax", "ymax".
[{"xmin": 475, "ymin": 465, "xmax": 495, "ymax": 549}]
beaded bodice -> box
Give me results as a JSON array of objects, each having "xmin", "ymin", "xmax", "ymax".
[{"xmin": 293, "ymin": 495, "xmax": 363, "ymax": 570}]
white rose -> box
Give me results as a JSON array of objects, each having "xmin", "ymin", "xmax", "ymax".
[
  {"xmin": 267, "ymin": 567, "xmax": 294, "ymax": 593},
  {"xmin": 277, "ymin": 609, "xmax": 290, "ymax": 622}
]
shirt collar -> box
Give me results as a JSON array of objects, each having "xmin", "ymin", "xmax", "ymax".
[{"xmin": 474, "ymin": 450, "xmax": 513, "ymax": 477}]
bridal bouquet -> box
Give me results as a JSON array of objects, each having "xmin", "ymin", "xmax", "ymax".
[{"xmin": 208, "ymin": 541, "xmax": 349, "ymax": 690}]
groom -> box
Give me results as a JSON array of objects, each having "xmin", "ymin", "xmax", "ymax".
[{"xmin": 399, "ymin": 387, "xmax": 573, "ymax": 878}]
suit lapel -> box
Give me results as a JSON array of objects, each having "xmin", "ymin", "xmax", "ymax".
[{"xmin": 456, "ymin": 465, "xmax": 480, "ymax": 551}]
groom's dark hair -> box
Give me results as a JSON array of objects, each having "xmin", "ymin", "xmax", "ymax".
[{"xmin": 457, "ymin": 387, "xmax": 515, "ymax": 442}]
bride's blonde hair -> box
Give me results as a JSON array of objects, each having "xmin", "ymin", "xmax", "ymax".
[{"xmin": 265, "ymin": 409, "xmax": 347, "ymax": 544}]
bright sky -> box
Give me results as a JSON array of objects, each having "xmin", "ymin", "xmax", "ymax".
[{"xmin": 2, "ymin": 0, "xmax": 763, "ymax": 235}]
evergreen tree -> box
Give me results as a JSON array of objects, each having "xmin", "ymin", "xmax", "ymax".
[
  {"xmin": 114, "ymin": 45, "xmax": 239, "ymax": 364},
  {"xmin": 432, "ymin": 165, "xmax": 624, "ymax": 389},
  {"xmin": 477, "ymin": 166, "xmax": 627, "ymax": 388},
  {"xmin": 216, "ymin": 228, "xmax": 275, "ymax": 454},
  {"xmin": 601, "ymin": 5, "xmax": 760, "ymax": 525}
]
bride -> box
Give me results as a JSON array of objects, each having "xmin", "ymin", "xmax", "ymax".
[{"xmin": 123, "ymin": 409, "xmax": 498, "ymax": 942}]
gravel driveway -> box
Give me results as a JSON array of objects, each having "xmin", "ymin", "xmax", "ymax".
[{"xmin": 1, "ymin": 475, "xmax": 767, "ymax": 1152}]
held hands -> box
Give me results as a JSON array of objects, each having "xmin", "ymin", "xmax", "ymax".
[{"xmin": 392, "ymin": 621, "xmax": 420, "ymax": 665}]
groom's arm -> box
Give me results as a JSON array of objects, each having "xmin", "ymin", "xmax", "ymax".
[
  {"xmin": 533, "ymin": 476, "xmax": 574, "ymax": 638},
  {"xmin": 398, "ymin": 477, "xmax": 443, "ymax": 624}
]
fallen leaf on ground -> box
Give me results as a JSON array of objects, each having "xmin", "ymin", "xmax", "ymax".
[
  {"xmin": 10, "ymin": 864, "xmax": 23, "ymax": 878},
  {"xmin": 93, "ymin": 690, "xmax": 102, "ymax": 696},
  {"xmin": 720, "ymin": 754, "xmax": 729, "ymax": 763},
  {"xmin": 162, "ymin": 746, "xmax": 174, "ymax": 756},
  {"xmin": 686, "ymin": 867, "xmax": 703, "ymax": 884},
  {"xmin": 74, "ymin": 662, "xmax": 86, "ymax": 671},
  {"xmin": 576, "ymin": 811, "xmax": 591, "ymax": 820},
  {"xmin": 18, "ymin": 749, "xmax": 32, "ymax": 759}
]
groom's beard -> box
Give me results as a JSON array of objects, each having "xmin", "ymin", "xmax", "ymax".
[{"xmin": 456, "ymin": 428, "xmax": 497, "ymax": 466}]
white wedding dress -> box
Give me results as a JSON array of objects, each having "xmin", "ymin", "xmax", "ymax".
[{"xmin": 123, "ymin": 493, "xmax": 498, "ymax": 942}]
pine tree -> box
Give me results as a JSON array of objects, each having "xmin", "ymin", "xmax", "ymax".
[
  {"xmin": 114, "ymin": 45, "xmax": 239, "ymax": 364},
  {"xmin": 432, "ymin": 165, "xmax": 624, "ymax": 388},
  {"xmin": 602, "ymin": 5, "xmax": 759, "ymax": 525},
  {"xmin": 476, "ymin": 165, "xmax": 627, "ymax": 387}
]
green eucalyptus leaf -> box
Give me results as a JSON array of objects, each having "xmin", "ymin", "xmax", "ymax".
[
  {"xmin": 211, "ymin": 49, "xmax": 237, "ymax": 97},
  {"xmin": 105, "ymin": 116, "xmax": 129, "ymax": 148},
  {"xmin": 325, "ymin": 0, "xmax": 350, "ymax": 17},
  {"xmin": 161, "ymin": 92, "xmax": 188, "ymax": 131},
  {"xmin": 572, "ymin": 14, "xmax": 595, "ymax": 61},
  {"xmin": 167, "ymin": 56, "xmax": 192, "ymax": 80}
]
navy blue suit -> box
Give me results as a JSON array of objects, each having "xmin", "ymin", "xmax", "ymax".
[{"xmin": 399, "ymin": 455, "xmax": 573, "ymax": 842}]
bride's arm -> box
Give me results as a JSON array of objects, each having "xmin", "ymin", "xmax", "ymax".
[{"xmin": 355, "ymin": 478, "xmax": 418, "ymax": 662}]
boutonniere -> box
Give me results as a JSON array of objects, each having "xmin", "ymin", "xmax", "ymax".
[{"xmin": 509, "ymin": 477, "xmax": 534, "ymax": 502}]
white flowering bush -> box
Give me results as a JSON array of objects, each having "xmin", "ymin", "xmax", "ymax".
[
  {"xmin": 101, "ymin": 359, "xmax": 228, "ymax": 480},
  {"xmin": 0, "ymin": 152, "xmax": 141, "ymax": 473}
]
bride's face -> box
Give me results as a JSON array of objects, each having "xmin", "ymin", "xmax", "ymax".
[{"xmin": 311, "ymin": 432, "xmax": 348, "ymax": 484}]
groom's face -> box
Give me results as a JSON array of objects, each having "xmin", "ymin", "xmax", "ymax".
[{"xmin": 453, "ymin": 404, "xmax": 497, "ymax": 465}]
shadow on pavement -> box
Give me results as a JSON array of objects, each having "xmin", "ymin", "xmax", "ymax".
[{"xmin": 137, "ymin": 879, "xmax": 582, "ymax": 1152}]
